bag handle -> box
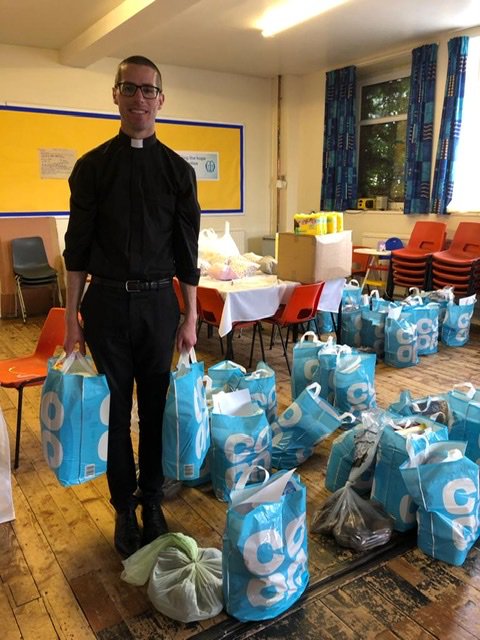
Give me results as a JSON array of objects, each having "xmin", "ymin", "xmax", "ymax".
[
  {"xmin": 403, "ymin": 294, "xmax": 423, "ymax": 306},
  {"xmin": 408, "ymin": 286, "xmax": 422, "ymax": 297},
  {"xmin": 452, "ymin": 382, "xmax": 476, "ymax": 400},
  {"xmin": 203, "ymin": 374, "xmax": 213, "ymax": 394},
  {"xmin": 404, "ymin": 431, "xmax": 431, "ymax": 468},
  {"xmin": 246, "ymin": 368, "xmax": 271, "ymax": 380},
  {"xmin": 339, "ymin": 412, "xmax": 356, "ymax": 425},
  {"xmin": 54, "ymin": 351, "xmax": 97, "ymax": 376},
  {"xmin": 317, "ymin": 335, "xmax": 336, "ymax": 353},
  {"xmin": 234, "ymin": 465, "xmax": 270, "ymax": 492},
  {"xmin": 305, "ymin": 382, "xmax": 322, "ymax": 398},
  {"xmin": 215, "ymin": 360, "xmax": 247, "ymax": 373},
  {"xmin": 300, "ymin": 330, "xmax": 321, "ymax": 344},
  {"xmin": 177, "ymin": 348, "xmax": 197, "ymax": 368}
]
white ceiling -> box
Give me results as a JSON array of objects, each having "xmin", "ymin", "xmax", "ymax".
[{"xmin": 1, "ymin": 0, "xmax": 480, "ymax": 77}]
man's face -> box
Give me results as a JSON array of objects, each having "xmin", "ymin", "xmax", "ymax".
[{"xmin": 112, "ymin": 63, "xmax": 164, "ymax": 138}]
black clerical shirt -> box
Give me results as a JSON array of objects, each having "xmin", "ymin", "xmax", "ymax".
[{"xmin": 64, "ymin": 130, "xmax": 201, "ymax": 285}]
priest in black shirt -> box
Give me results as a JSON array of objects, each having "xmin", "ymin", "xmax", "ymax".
[{"xmin": 63, "ymin": 55, "xmax": 201, "ymax": 557}]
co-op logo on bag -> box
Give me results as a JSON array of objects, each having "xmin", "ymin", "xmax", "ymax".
[
  {"xmin": 452, "ymin": 310, "xmax": 472, "ymax": 343},
  {"xmin": 250, "ymin": 386, "xmax": 277, "ymax": 423},
  {"xmin": 395, "ymin": 326, "xmax": 418, "ymax": 364},
  {"xmin": 224, "ymin": 425, "xmax": 271, "ymax": 488},
  {"xmin": 443, "ymin": 477, "xmax": 479, "ymax": 551},
  {"xmin": 416, "ymin": 317, "xmax": 438, "ymax": 352},
  {"xmin": 40, "ymin": 391, "xmax": 109, "ymax": 468},
  {"xmin": 194, "ymin": 375, "xmax": 209, "ymax": 459},
  {"xmin": 242, "ymin": 513, "xmax": 308, "ymax": 608}
]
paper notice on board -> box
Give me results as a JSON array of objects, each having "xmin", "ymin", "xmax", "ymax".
[
  {"xmin": 177, "ymin": 151, "xmax": 219, "ymax": 180},
  {"xmin": 39, "ymin": 148, "xmax": 77, "ymax": 179}
]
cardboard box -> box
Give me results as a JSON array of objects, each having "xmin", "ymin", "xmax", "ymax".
[{"xmin": 277, "ymin": 231, "xmax": 352, "ymax": 283}]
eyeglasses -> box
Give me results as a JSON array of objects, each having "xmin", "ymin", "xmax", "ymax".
[{"xmin": 116, "ymin": 82, "xmax": 161, "ymax": 99}]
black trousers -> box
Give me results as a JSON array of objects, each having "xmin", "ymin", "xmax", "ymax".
[{"xmin": 81, "ymin": 282, "xmax": 179, "ymax": 512}]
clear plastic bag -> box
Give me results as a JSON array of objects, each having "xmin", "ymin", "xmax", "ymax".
[
  {"xmin": 121, "ymin": 532, "xmax": 223, "ymax": 622},
  {"xmin": 310, "ymin": 481, "xmax": 393, "ymax": 551}
]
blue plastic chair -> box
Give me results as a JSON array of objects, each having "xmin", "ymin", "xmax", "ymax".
[{"xmin": 385, "ymin": 237, "xmax": 404, "ymax": 251}]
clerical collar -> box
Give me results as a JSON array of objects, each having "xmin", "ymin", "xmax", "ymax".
[{"xmin": 119, "ymin": 129, "xmax": 157, "ymax": 148}]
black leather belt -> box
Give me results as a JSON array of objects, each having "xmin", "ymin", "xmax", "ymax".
[{"xmin": 91, "ymin": 275, "xmax": 172, "ymax": 292}]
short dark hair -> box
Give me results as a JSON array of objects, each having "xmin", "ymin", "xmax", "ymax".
[{"xmin": 115, "ymin": 55, "xmax": 162, "ymax": 90}]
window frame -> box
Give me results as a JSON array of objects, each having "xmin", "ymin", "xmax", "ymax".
[{"xmin": 356, "ymin": 66, "xmax": 411, "ymax": 206}]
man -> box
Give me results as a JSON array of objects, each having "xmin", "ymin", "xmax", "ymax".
[{"xmin": 63, "ymin": 55, "xmax": 201, "ymax": 557}]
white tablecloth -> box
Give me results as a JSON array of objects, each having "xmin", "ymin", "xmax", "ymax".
[{"xmin": 199, "ymin": 274, "xmax": 345, "ymax": 337}]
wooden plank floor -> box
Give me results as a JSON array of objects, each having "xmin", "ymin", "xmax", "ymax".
[{"xmin": 0, "ymin": 313, "xmax": 479, "ymax": 639}]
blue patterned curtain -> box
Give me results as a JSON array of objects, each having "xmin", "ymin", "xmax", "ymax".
[
  {"xmin": 320, "ymin": 65, "xmax": 357, "ymax": 211},
  {"xmin": 403, "ymin": 44, "xmax": 438, "ymax": 214},
  {"xmin": 430, "ymin": 36, "xmax": 469, "ymax": 214}
]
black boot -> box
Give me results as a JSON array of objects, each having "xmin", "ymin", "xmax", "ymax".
[
  {"xmin": 114, "ymin": 506, "xmax": 141, "ymax": 558},
  {"xmin": 142, "ymin": 503, "xmax": 168, "ymax": 546}
]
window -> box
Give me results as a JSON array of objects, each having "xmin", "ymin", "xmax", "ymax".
[{"xmin": 357, "ymin": 77, "xmax": 410, "ymax": 204}]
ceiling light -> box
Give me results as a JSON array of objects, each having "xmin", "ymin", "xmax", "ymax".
[{"xmin": 258, "ymin": 0, "xmax": 347, "ymax": 38}]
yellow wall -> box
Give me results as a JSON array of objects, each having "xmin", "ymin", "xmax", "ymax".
[{"xmin": 0, "ymin": 45, "xmax": 275, "ymax": 257}]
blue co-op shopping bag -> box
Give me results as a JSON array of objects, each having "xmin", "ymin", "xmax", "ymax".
[
  {"xmin": 360, "ymin": 291, "xmax": 393, "ymax": 357},
  {"xmin": 447, "ymin": 383, "xmax": 480, "ymax": 465},
  {"xmin": 237, "ymin": 362, "xmax": 277, "ymax": 424},
  {"xmin": 291, "ymin": 332, "xmax": 323, "ymax": 400},
  {"xmin": 208, "ymin": 360, "xmax": 246, "ymax": 391},
  {"xmin": 210, "ymin": 399, "xmax": 271, "ymax": 502},
  {"xmin": 223, "ymin": 468, "xmax": 309, "ymax": 621},
  {"xmin": 325, "ymin": 408, "xmax": 388, "ymax": 495},
  {"xmin": 371, "ymin": 417, "xmax": 449, "ymax": 531},
  {"xmin": 422, "ymin": 286, "xmax": 454, "ymax": 324},
  {"xmin": 400, "ymin": 439, "xmax": 480, "ymax": 565},
  {"xmin": 40, "ymin": 352, "xmax": 110, "ymax": 486},
  {"xmin": 333, "ymin": 351, "xmax": 377, "ymax": 419},
  {"xmin": 311, "ymin": 337, "xmax": 344, "ymax": 405},
  {"xmin": 271, "ymin": 382, "xmax": 342, "ymax": 469},
  {"xmin": 401, "ymin": 294, "xmax": 440, "ymax": 356},
  {"xmin": 338, "ymin": 280, "xmax": 365, "ymax": 348},
  {"xmin": 384, "ymin": 306, "xmax": 419, "ymax": 368},
  {"xmin": 162, "ymin": 349, "xmax": 210, "ymax": 481},
  {"xmin": 441, "ymin": 295, "xmax": 477, "ymax": 347}
]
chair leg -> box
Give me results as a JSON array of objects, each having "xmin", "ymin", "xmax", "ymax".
[
  {"xmin": 248, "ymin": 323, "xmax": 257, "ymax": 368},
  {"xmin": 14, "ymin": 386, "xmax": 24, "ymax": 469},
  {"xmin": 258, "ymin": 323, "xmax": 266, "ymax": 364},
  {"xmin": 269, "ymin": 324, "xmax": 276, "ymax": 349},
  {"xmin": 285, "ymin": 325, "xmax": 292, "ymax": 351},
  {"xmin": 226, "ymin": 331, "xmax": 234, "ymax": 361},
  {"xmin": 248, "ymin": 322, "xmax": 267, "ymax": 369},
  {"xmin": 276, "ymin": 325, "xmax": 291, "ymax": 375},
  {"xmin": 386, "ymin": 261, "xmax": 394, "ymax": 300},
  {"xmin": 15, "ymin": 278, "xmax": 27, "ymax": 323},
  {"xmin": 424, "ymin": 257, "xmax": 433, "ymax": 291}
]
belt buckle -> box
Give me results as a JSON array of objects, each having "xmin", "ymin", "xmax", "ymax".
[{"xmin": 125, "ymin": 280, "xmax": 142, "ymax": 292}]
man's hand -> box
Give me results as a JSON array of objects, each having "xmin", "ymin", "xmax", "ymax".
[
  {"xmin": 176, "ymin": 317, "xmax": 197, "ymax": 353},
  {"xmin": 64, "ymin": 315, "xmax": 86, "ymax": 355}
]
